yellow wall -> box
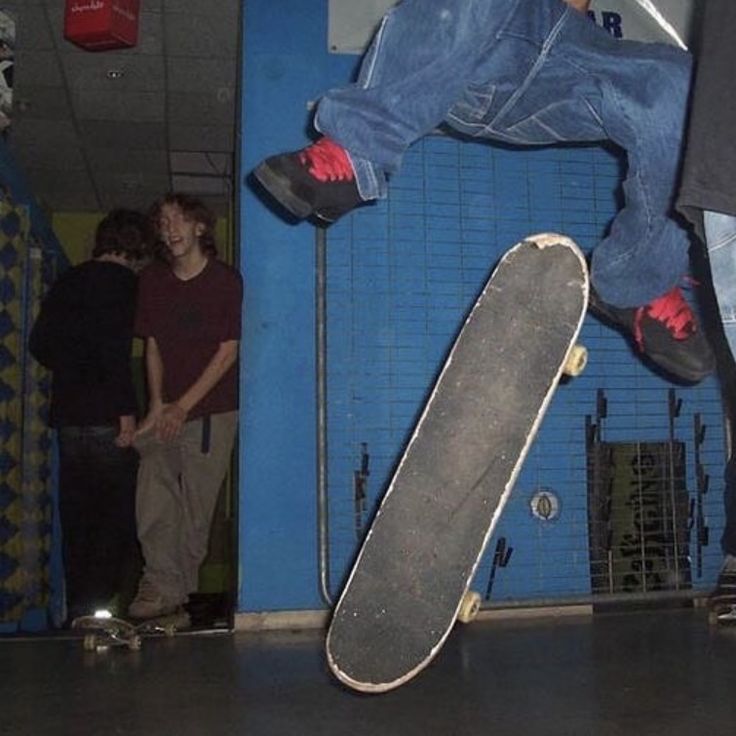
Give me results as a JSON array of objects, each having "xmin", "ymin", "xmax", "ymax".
[{"xmin": 52, "ymin": 212, "xmax": 104, "ymax": 265}]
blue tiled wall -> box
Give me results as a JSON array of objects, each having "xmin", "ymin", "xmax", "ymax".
[{"xmin": 239, "ymin": 2, "xmax": 727, "ymax": 612}]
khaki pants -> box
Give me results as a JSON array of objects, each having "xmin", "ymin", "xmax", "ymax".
[{"xmin": 134, "ymin": 411, "xmax": 238, "ymax": 604}]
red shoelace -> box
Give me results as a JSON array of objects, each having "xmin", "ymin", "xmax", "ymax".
[
  {"xmin": 633, "ymin": 286, "xmax": 695, "ymax": 350},
  {"xmin": 298, "ymin": 137, "xmax": 355, "ymax": 183}
]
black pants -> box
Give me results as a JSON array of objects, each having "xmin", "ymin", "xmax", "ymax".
[{"xmin": 58, "ymin": 425, "xmax": 139, "ymax": 620}]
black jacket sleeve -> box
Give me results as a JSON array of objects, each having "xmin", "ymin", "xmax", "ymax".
[{"xmin": 28, "ymin": 284, "xmax": 71, "ymax": 371}]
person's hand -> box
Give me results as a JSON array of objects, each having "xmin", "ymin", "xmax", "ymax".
[
  {"xmin": 134, "ymin": 403, "xmax": 163, "ymax": 440},
  {"xmin": 115, "ymin": 415, "xmax": 137, "ymax": 447},
  {"xmin": 155, "ymin": 402, "xmax": 188, "ymax": 442}
]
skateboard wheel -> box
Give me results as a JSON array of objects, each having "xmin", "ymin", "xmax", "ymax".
[
  {"xmin": 563, "ymin": 344, "xmax": 587, "ymax": 377},
  {"xmin": 458, "ymin": 591, "xmax": 482, "ymax": 624},
  {"xmin": 83, "ymin": 634, "xmax": 97, "ymax": 651},
  {"xmin": 129, "ymin": 635, "xmax": 142, "ymax": 651}
]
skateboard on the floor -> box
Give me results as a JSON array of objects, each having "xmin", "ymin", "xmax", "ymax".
[
  {"xmin": 72, "ymin": 609, "xmax": 191, "ymax": 651},
  {"xmin": 708, "ymin": 594, "xmax": 736, "ymax": 625},
  {"xmin": 326, "ymin": 233, "xmax": 589, "ymax": 693}
]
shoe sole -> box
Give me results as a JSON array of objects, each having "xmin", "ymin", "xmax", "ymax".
[{"xmin": 252, "ymin": 162, "xmax": 313, "ymax": 220}]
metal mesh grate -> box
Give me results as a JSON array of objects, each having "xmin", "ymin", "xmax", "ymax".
[{"xmin": 324, "ymin": 136, "xmax": 726, "ymax": 608}]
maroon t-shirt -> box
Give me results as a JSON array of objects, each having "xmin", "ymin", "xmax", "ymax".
[{"xmin": 135, "ymin": 258, "xmax": 243, "ymax": 419}]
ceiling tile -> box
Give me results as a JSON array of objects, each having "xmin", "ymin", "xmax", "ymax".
[
  {"xmin": 170, "ymin": 151, "xmax": 232, "ymax": 176},
  {"xmin": 12, "ymin": 142, "xmax": 87, "ymax": 172},
  {"xmin": 74, "ymin": 89, "xmax": 165, "ymax": 123},
  {"xmin": 168, "ymin": 89, "xmax": 235, "ymax": 126},
  {"xmin": 135, "ymin": 11, "xmax": 164, "ymax": 56},
  {"xmin": 99, "ymin": 189, "xmax": 168, "ymax": 213},
  {"xmin": 163, "ymin": 0, "xmax": 240, "ymax": 19},
  {"xmin": 35, "ymin": 184, "xmax": 101, "ymax": 212},
  {"xmin": 11, "ymin": 84, "xmax": 72, "ymax": 120},
  {"xmin": 9, "ymin": 118, "xmax": 79, "ymax": 148},
  {"xmin": 5, "ymin": 5, "xmax": 55, "ymax": 51},
  {"xmin": 167, "ymin": 57, "xmax": 236, "ymax": 92},
  {"xmin": 164, "ymin": 12, "xmax": 238, "ymax": 59},
  {"xmin": 3, "ymin": 0, "xmax": 239, "ymax": 214},
  {"xmin": 63, "ymin": 53, "xmax": 165, "ymax": 92},
  {"xmin": 168, "ymin": 124, "xmax": 234, "ymax": 152},
  {"xmin": 78, "ymin": 120, "xmax": 167, "ymax": 150},
  {"xmin": 87, "ymin": 147, "xmax": 168, "ymax": 174},
  {"xmin": 13, "ymin": 49, "xmax": 65, "ymax": 87}
]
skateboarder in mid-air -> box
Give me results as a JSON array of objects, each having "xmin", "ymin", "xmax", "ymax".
[
  {"xmin": 253, "ymin": 0, "xmax": 714, "ymax": 385},
  {"xmin": 676, "ymin": 0, "xmax": 736, "ymax": 620}
]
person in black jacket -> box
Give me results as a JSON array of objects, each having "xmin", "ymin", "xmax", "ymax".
[{"xmin": 30, "ymin": 209, "xmax": 151, "ymax": 624}]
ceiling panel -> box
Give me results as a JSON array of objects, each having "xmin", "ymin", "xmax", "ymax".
[
  {"xmin": 87, "ymin": 147, "xmax": 168, "ymax": 174},
  {"xmin": 61, "ymin": 53, "xmax": 166, "ymax": 93},
  {"xmin": 78, "ymin": 120, "xmax": 167, "ymax": 150},
  {"xmin": 169, "ymin": 124, "xmax": 234, "ymax": 153},
  {"xmin": 12, "ymin": 142, "xmax": 87, "ymax": 172},
  {"xmin": 73, "ymin": 89, "xmax": 165, "ymax": 123},
  {"xmin": 26, "ymin": 168, "xmax": 99, "ymax": 204},
  {"xmin": 14, "ymin": 49, "xmax": 65, "ymax": 87},
  {"xmin": 164, "ymin": 13, "xmax": 239, "ymax": 59},
  {"xmin": 8, "ymin": 6, "xmax": 54, "ymax": 50},
  {"xmin": 11, "ymin": 84, "xmax": 71, "ymax": 120},
  {"xmin": 167, "ymin": 57, "xmax": 236, "ymax": 92},
  {"xmin": 3, "ymin": 0, "xmax": 241, "ymax": 214},
  {"xmin": 167, "ymin": 89, "xmax": 235, "ymax": 126}
]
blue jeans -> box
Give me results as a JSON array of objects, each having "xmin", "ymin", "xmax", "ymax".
[
  {"xmin": 703, "ymin": 210, "xmax": 736, "ymax": 557},
  {"xmin": 315, "ymin": 0, "xmax": 692, "ymax": 307},
  {"xmin": 704, "ymin": 211, "xmax": 736, "ymax": 358}
]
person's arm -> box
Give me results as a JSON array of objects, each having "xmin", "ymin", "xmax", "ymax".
[
  {"xmin": 565, "ymin": 0, "xmax": 591, "ymax": 12},
  {"xmin": 115, "ymin": 414, "xmax": 137, "ymax": 447},
  {"xmin": 154, "ymin": 339, "xmax": 239, "ymax": 441},
  {"xmin": 28, "ymin": 285, "xmax": 70, "ymax": 370},
  {"xmin": 135, "ymin": 336, "xmax": 166, "ymax": 437},
  {"xmin": 176, "ymin": 339, "xmax": 239, "ymax": 415},
  {"xmin": 145, "ymin": 335, "xmax": 165, "ymax": 409}
]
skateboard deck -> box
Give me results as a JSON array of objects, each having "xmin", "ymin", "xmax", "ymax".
[
  {"xmin": 326, "ymin": 233, "xmax": 589, "ymax": 693},
  {"xmin": 72, "ymin": 610, "xmax": 191, "ymax": 651}
]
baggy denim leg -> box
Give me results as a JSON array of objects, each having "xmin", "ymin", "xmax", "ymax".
[
  {"xmin": 316, "ymin": 0, "xmax": 537, "ymax": 199},
  {"xmin": 316, "ymin": 0, "xmax": 691, "ymax": 306},
  {"xmin": 447, "ymin": 4, "xmax": 693, "ymax": 307},
  {"xmin": 704, "ymin": 211, "xmax": 736, "ymax": 360}
]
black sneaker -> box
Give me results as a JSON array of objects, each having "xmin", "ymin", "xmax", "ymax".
[
  {"xmin": 589, "ymin": 284, "xmax": 715, "ymax": 383},
  {"xmin": 252, "ymin": 137, "xmax": 366, "ymax": 224}
]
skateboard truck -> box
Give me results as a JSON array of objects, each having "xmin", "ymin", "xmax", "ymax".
[{"xmin": 72, "ymin": 608, "xmax": 191, "ymax": 652}]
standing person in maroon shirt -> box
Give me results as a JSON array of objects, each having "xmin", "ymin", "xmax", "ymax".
[{"xmin": 128, "ymin": 193, "xmax": 242, "ymax": 620}]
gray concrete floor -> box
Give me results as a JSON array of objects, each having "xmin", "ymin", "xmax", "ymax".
[{"xmin": 3, "ymin": 608, "xmax": 736, "ymax": 736}]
